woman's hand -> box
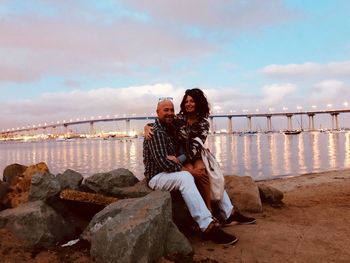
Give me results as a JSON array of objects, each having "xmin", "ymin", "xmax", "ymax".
[
  {"xmin": 144, "ymin": 125, "xmax": 154, "ymax": 139},
  {"xmin": 167, "ymin": 155, "xmax": 179, "ymax": 164}
]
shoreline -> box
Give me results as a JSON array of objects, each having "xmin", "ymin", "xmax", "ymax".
[{"xmin": 256, "ymin": 168, "xmax": 350, "ymax": 192}]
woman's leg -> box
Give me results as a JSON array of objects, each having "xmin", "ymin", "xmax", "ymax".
[{"xmin": 191, "ymin": 159, "xmax": 212, "ymax": 212}]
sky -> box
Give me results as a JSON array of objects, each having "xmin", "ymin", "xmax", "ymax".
[{"xmin": 1, "ymin": 0, "xmax": 350, "ymax": 132}]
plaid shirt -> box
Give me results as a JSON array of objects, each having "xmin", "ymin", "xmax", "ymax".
[
  {"xmin": 174, "ymin": 114, "xmax": 209, "ymax": 161},
  {"xmin": 143, "ymin": 118, "xmax": 183, "ymax": 181}
]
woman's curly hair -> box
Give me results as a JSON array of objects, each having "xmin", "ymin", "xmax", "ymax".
[{"xmin": 179, "ymin": 88, "xmax": 210, "ymax": 119}]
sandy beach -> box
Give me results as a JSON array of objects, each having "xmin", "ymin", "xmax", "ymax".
[
  {"xmin": 188, "ymin": 169, "xmax": 350, "ymax": 263},
  {"xmin": 1, "ymin": 169, "xmax": 350, "ymax": 263}
]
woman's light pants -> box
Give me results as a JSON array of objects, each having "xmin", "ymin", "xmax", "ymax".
[{"xmin": 148, "ymin": 170, "xmax": 234, "ymax": 231}]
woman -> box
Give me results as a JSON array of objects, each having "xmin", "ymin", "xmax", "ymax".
[{"xmin": 145, "ymin": 88, "xmax": 212, "ymax": 211}]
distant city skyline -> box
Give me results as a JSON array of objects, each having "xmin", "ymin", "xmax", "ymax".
[{"xmin": 1, "ymin": 1, "xmax": 349, "ymax": 130}]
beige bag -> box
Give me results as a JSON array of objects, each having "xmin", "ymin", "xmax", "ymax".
[{"xmin": 194, "ymin": 137, "xmax": 225, "ymax": 200}]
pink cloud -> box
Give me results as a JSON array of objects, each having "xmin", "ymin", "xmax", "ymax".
[
  {"xmin": 0, "ymin": 15, "xmax": 213, "ymax": 83},
  {"xmin": 123, "ymin": 0, "xmax": 297, "ymax": 30}
]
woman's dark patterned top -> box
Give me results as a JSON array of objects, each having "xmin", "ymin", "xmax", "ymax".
[{"xmin": 174, "ymin": 113, "xmax": 209, "ymax": 162}]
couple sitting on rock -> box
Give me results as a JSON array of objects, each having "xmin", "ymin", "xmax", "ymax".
[{"xmin": 143, "ymin": 88, "xmax": 255, "ymax": 245}]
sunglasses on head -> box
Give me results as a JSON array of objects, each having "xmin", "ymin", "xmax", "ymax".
[{"xmin": 158, "ymin": 97, "xmax": 173, "ymax": 101}]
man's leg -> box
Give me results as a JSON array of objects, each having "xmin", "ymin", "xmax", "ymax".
[
  {"xmin": 149, "ymin": 171, "xmax": 239, "ymax": 244},
  {"xmin": 148, "ymin": 170, "xmax": 212, "ymax": 231},
  {"xmin": 217, "ymin": 191, "xmax": 256, "ymax": 225}
]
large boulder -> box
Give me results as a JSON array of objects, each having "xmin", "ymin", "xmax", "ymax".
[
  {"xmin": 56, "ymin": 169, "xmax": 83, "ymax": 190},
  {"xmin": 0, "ymin": 200, "xmax": 74, "ymax": 247},
  {"xmin": 82, "ymin": 191, "xmax": 192, "ymax": 263},
  {"xmin": 82, "ymin": 168, "xmax": 139, "ymax": 195},
  {"xmin": 225, "ymin": 175, "xmax": 262, "ymax": 213},
  {"xmin": 2, "ymin": 163, "xmax": 27, "ymax": 184},
  {"xmin": 1, "ymin": 162, "xmax": 49, "ymax": 208},
  {"xmin": 165, "ymin": 221, "xmax": 193, "ymax": 256},
  {"xmin": 258, "ymin": 184, "xmax": 284, "ymax": 207},
  {"xmin": 29, "ymin": 172, "xmax": 61, "ymax": 202}
]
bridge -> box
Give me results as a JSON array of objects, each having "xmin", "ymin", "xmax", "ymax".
[{"xmin": 1, "ymin": 109, "xmax": 350, "ymax": 138}]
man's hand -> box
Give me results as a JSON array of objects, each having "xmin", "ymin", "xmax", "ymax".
[
  {"xmin": 144, "ymin": 125, "xmax": 154, "ymax": 139},
  {"xmin": 167, "ymin": 155, "xmax": 179, "ymax": 164}
]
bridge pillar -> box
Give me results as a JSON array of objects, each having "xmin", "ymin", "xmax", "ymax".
[
  {"xmin": 209, "ymin": 117, "xmax": 214, "ymax": 134},
  {"xmin": 89, "ymin": 122, "xmax": 95, "ymax": 135},
  {"xmin": 331, "ymin": 113, "xmax": 339, "ymax": 130},
  {"xmin": 286, "ymin": 114, "xmax": 293, "ymax": 130},
  {"xmin": 126, "ymin": 119, "xmax": 130, "ymax": 135},
  {"xmin": 266, "ymin": 115, "xmax": 272, "ymax": 132},
  {"xmin": 227, "ymin": 117, "xmax": 233, "ymax": 133},
  {"xmin": 308, "ymin": 113, "xmax": 315, "ymax": 131},
  {"xmin": 63, "ymin": 124, "xmax": 68, "ymax": 136},
  {"xmin": 247, "ymin": 116, "xmax": 252, "ymax": 132}
]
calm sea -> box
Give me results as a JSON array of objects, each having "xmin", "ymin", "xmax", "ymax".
[{"xmin": 1, "ymin": 132, "xmax": 349, "ymax": 181}]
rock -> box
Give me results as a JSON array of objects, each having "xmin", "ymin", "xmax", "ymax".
[
  {"xmin": 82, "ymin": 168, "xmax": 139, "ymax": 195},
  {"xmin": 0, "ymin": 181, "xmax": 10, "ymax": 210},
  {"xmin": 0, "ymin": 200, "xmax": 74, "ymax": 247},
  {"xmin": 95, "ymin": 179, "xmax": 153, "ymax": 199},
  {"xmin": 59, "ymin": 189, "xmax": 118, "ymax": 206},
  {"xmin": 170, "ymin": 191, "xmax": 195, "ymax": 234},
  {"xmin": 82, "ymin": 191, "xmax": 192, "ymax": 263},
  {"xmin": 28, "ymin": 172, "xmax": 61, "ymax": 202},
  {"xmin": 2, "ymin": 163, "xmax": 27, "ymax": 184},
  {"xmin": 56, "ymin": 169, "xmax": 83, "ymax": 190},
  {"xmin": 0, "ymin": 181, "xmax": 10, "ymax": 200},
  {"xmin": 1, "ymin": 162, "xmax": 49, "ymax": 208},
  {"xmin": 225, "ymin": 175, "xmax": 263, "ymax": 213},
  {"xmin": 258, "ymin": 184, "xmax": 284, "ymax": 207},
  {"xmin": 165, "ymin": 221, "xmax": 193, "ymax": 256}
]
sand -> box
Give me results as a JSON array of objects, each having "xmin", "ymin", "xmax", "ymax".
[
  {"xmin": 188, "ymin": 169, "xmax": 350, "ymax": 263},
  {"xmin": 1, "ymin": 169, "xmax": 349, "ymax": 263}
]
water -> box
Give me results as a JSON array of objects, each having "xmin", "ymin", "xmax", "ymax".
[{"xmin": 1, "ymin": 132, "xmax": 349, "ymax": 181}]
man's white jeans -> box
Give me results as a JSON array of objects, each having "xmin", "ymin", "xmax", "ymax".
[{"xmin": 148, "ymin": 170, "xmax": 234, "ymax": 231}]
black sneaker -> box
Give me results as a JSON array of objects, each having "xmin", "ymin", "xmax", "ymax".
[
  {"xmin": 223, "ymin": 210, "xmax": 256, "ymax": 226},
  {"xmin": 203, "ymin": 222, "xmax": 238, "ymax": 245}
]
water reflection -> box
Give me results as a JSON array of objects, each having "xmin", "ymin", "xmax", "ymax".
[
  {"xmin": 269, "ymin": 134, "xmax": 278, "ymax": 177},
  {"xmin": 1, "ymin": 132, "xmax": 350, "ymax": 181},
  {"xmin": 328, "ymin": 133, "xmax": 337, "ymax": 168},
  {"xmin": 311, "ymin": 133, "xmax": 320, "ymax": 170},
  {"xmin": 345, "ymin": 133, "xmax": 350, "ymax": 167},
  {"xmin": 298, "ymin": 134, "xmax": 305, "ymax": 172},
  {"xmin": 283, "ymin": 134, "xmax": 292, "ymax": 175}
]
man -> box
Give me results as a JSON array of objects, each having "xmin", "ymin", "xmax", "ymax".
[{"xmin": 143, "ymin": 99, "xmax": 255, "ymax": 245}]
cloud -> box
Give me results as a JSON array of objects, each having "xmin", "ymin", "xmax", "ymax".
[
  {"xmin": 261, "ymin": 61, "xmax": 350, "ymax": 79},
  {"xmin": 261, "ymin": 83, "xmax": 297, "ymax": 106},
  {"xmin": 0, "ymin": 83, "xmax": 262, "ymax": 130},
  {"xmin": 311, "ymin": 79, "xmax": 347, "ymax": 103},
  {"xmin": 0, "ymin": 14, "xmax": 213, "ymax": 83},
  {"xmin": 123, "ymin": 0, "xmax": 297, "ymax": 31},
  {"xmin": 0, "ymin": 83, "xmax": 188, "ymax": 129}
]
